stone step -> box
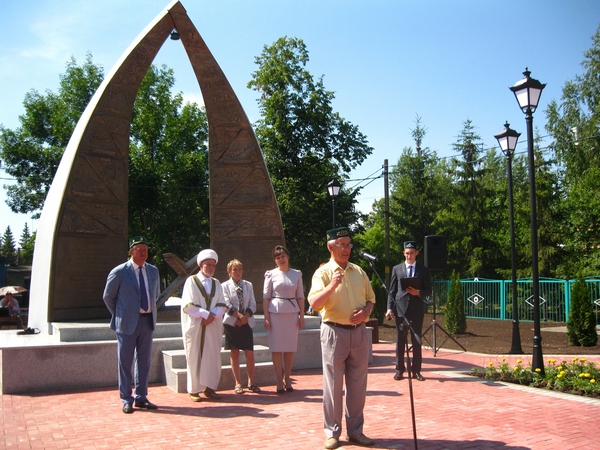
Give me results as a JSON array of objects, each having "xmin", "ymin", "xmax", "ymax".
[
  {"xmin": 50, "ymin": 314, "xmax": 322, "ymax": 342},
  {"xmin": 163, "ymin": 329, "xmax": 326, "ymax": 393},
  {"xmin": 166, "ymin": 361, "xmax": 278, "ymax": 394},
  {"xmin": 163, "ymin": 344, "xmax": 272, "ymax": 369}
]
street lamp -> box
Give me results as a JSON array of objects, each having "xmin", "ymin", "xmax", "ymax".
[
  {"xmin": 509, "ymin": 68, "xmax": 546, "ymax": 374},
  {"xmin": 327, "ymin": 179, "xmax": 341, "ymax": 229},
  {"xmin": 495, "ymin": 122, "xmax": 524, "ymax": 354}
]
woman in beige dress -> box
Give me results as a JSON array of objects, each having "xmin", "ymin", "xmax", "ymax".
[{"xmin": 263, "ymin": 245, "xmax": 305, "ymax": 393}]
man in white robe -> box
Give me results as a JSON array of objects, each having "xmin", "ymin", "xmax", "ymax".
[{"xmin": 181, "ymin": 249, "xmax": 227, "ymax": 401}]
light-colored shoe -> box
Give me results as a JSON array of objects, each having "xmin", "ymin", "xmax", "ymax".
[
  {"xmin": 347, "ymin": 433, "xmax": 374, "ymax": 447},
  {"xmin": 189, "ymin": 393, "xmax": 201, "ymax": 402},
  {"xmin": 324, "ymin": 437, "xmax": 339, "ymax": 449}
]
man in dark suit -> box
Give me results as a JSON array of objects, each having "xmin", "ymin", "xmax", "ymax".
[
  {"xmin": 103, "ymin": 236, "xmax": 160, "ymax": 413},
  {"xmin": 386, "ymin": 241, "xmax": 432, "ymax": 381}
]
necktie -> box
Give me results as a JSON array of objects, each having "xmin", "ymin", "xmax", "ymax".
[
  {"xmin": 139, "ymin": 266, "xmax": 149, "ymax": 312},
  {"xmin": 408, "ymin": 265, "xmax": 413, "ymax": 278}
]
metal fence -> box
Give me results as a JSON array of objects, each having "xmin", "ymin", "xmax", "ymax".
[{"xmin": 428, "ymin": 277, "xmax": 600, "ymax": 324}]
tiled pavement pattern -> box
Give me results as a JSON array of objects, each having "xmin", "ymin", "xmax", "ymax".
[{"xmin": 2, "ymin": 342, "xmax": 600, "ymax": 449}]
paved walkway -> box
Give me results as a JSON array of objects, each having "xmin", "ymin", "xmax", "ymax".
[{"xmin": 2, "ymin": 341, "xmax": 600, "ymax": 449}]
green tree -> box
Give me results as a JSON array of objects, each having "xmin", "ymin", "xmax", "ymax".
[
  {"xmin": 389, "ymin": 117, "xmax": 444, "ymax": 261},
  {"xmin": 248, "ymin": 37, "xmax": 373, "ymax": 277},
  {"xmin": 128, "ymin": 65, "xmax": 210, "ymax": 271},
  {"xmin": 444, "ymin": 270, "xmax": 466, "ymax": 334},
  {"xmin": 17, "ymin": 223, "xmax": 32, "ymax": 265},
  {"xmin": 19, "ymin": 230, "xmax": 35, "ymax": 266},
  {"xmin": 1, "ymin": 226, "xmax": 16, "ymax": 263},
  {"xmin": 546, "ymin": 24, "xmax": 600, "ymax": 276},
  {"xmin": 566, "ymin": 275, "xmax": 598, "ymax": 347},
  {"xmin": 0, "ymin": 53, "xmax": 103, "ymax": 217},
  {"xmin": 0, "ymin": 55, "xmax": 210, "ymax": 275},
  {"xmin": 436, "ymin": 120, "xmax": 500, "ymax": 278}
]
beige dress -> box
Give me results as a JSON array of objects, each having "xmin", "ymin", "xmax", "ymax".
[{"xmin": 263, "ymin": 268, "xmax": 304, "ymax": 352}]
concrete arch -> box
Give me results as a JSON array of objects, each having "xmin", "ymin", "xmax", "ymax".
[{"xmin": 29, "ymin": 0, "xmax": 284, "ymax": 332}]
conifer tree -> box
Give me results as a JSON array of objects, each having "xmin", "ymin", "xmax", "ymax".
[{"xmin": 567, "ymin": 275, "xmax": 598, "ymax": 346}]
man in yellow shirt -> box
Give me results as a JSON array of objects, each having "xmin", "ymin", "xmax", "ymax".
[{"xmin": 308, "ymin": 226, "xmax": 376, "ymax": 449}]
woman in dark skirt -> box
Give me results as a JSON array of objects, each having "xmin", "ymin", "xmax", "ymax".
[{"xmin": 222, "ymin": 259, "xmax": 260, "ymax": 394}]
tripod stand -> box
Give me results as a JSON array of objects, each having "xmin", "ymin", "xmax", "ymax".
[
  {"xmin": 364, "ymin": 259, "xmax": 419, "ymax": 449},
  {"xmin": 421, "ymin": 273, "xmax": 466, "ymax": 356}
]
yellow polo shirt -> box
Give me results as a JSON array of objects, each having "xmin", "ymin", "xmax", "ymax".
[{"xmin": 308, "ymin": 259, "xmax": 375, "ymax": 325}]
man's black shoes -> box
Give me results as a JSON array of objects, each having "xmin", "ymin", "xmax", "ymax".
[
  {"xmin": 134, "ymin": 400, "xmax": 158, "ymax": 409},
  {"xmin": 122, "ymin": 403, "xmax": 133, "ymax": 414},
  {"xmin": 414, "ymin": 372, "xmax": 426, "ymax": 381},
  {"xmin": 393, "ymin": 371, "xmax": 404, "ymax": 380}
]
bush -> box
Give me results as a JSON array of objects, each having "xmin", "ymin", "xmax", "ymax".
[
  {"xmin": 445, "ymin": 270, "xmax": 466, "ymax": 334},
  {"xmin": 567, "ymin": 275, "xmax": 598, "ymax": 347}
]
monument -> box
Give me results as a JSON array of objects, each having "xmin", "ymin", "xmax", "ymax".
[{"xmin": 28, "ymin": 0, "xmax": 285, "ymax": 332}]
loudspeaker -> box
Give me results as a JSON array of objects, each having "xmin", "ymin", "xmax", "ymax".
[{"xmin": 424, "ymin": 235, "xmax": 447, "ymax": 270}]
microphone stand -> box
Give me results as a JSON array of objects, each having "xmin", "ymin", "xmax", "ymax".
[{"xmin": 363, "ymin": 258, "xmax": 419, "ymax": 450}]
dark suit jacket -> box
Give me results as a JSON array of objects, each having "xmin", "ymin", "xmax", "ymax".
[
  {"xmin": 387, "ymin": 262, "xmax": 432, "ymax": 319},
  {"xmin": 103, "ymin": 260, "xmax": 160, "ymax": 335}
]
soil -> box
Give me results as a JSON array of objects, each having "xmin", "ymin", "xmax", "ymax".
[{"xmin": 376, "ymin": 313, "xmax": 600, "ymax": 355}]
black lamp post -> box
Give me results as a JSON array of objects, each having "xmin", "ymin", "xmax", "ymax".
[
  {"xmin": 327, "ymin": 179, "xmax": 341, "ymax": 229},
  {"xmin": 495, "ymin": 122, "xmax": 524, "ymax": 354},
  {"xmin": 509, "ymin": 68, "xmax": 546, "ymax": 374}
]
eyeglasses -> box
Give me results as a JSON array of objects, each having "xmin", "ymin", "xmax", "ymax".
[{"xmin": 332, "ymin": 243, "xmax": 353, "ymax": 250}]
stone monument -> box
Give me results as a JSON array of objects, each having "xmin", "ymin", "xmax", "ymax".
[{"xmin": 28, "ymin": 0, "xmax": 284, "ymax": 332}]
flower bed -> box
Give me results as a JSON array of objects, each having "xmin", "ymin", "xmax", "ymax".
[{"xmin": 471, "ymin": 357, "xmax": 600, "ymax": 398}]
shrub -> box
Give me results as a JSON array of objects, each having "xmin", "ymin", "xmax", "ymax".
[
  {"xmin": 567, "ymin": 275, "xmax": 598, "ymax": 347},
  {"xmin": 445, "ymin": 270, "xmax": 466, "ymax": 334}
]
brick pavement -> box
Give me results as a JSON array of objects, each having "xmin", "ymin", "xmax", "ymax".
[{"xmin": 2, "ymin": 342, "xmax": 600, "ymax": 449}]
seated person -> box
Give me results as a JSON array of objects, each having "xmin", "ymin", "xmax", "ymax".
[{"xmin": 1, "ymin": 292, "xmax": 25, "ymax": 329}]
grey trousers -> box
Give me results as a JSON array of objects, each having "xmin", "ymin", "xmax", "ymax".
[{"xmin": 320, "ymin": 322, "xmax": 369, "ymax": 438}]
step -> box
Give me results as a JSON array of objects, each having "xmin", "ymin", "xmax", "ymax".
[
  {"xmin": 51, "ymin": 315, "xmax": 322, "ymax": 342},
  {"xmin": 163, "ymin": 329, "xmax": 325, "ymax": 393}
]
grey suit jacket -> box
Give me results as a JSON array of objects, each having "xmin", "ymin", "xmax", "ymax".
[
  {"xmin": 103, "ymin": 260, "xmax": 160, "ymax": 335},
  {"xmin": 222, "ymin": 278, "xmax": 256, "ymax": 328},
  {"xmin": 387, "ymin": 262, "xmax": 432, "ymax": 319}
]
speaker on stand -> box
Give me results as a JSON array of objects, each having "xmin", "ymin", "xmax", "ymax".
[{"xmin": 421, "ymin": 235, "xmax": 466, "ymax": 355}]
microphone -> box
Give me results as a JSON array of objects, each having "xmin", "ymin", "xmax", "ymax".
[{"xmin": 359, "ymin": 251, "xmax": 379, "ymax": 263}]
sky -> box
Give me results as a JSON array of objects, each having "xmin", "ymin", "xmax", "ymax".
[{"xmin": 1, "ymin": 0, "xmax": 599, "ymax": 240}]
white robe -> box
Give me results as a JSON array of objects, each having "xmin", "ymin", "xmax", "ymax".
[{"xmin": 181, "ymin": 274, "xmax": 226, "ymax": 394}]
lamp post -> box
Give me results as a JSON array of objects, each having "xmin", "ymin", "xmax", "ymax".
[
  {"xmin": 327, "ymin": 179, "xmax": 341, "ymax": 229},
  {"xmin": 495, "ymin": 122, "xmax": 524, "ymax": 354},
  {"xmin": 509, "ymin": 68, "xmax": 546, "ymax": 374}
]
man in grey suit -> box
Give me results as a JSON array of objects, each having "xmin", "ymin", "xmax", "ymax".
[
  {"xmin": 386, "ymin": 241, "xmax": 432, "ymax": 381},
  {"xmin": 103, "ymin": 236, "xmax": 160, "ymax": 414}
]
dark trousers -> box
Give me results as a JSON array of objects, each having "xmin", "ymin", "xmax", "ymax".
[
  {"xmin": 394, "ymin": 314, "xmax": 424, "ymax": 374},
  {"xmin": 116, "ymin": 313, "xmax": 154, "ymax": 404}
]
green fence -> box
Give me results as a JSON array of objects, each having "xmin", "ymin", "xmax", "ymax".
[{"xmin": 428, "ymin": 277, "xmax": 600, "ymax": 324}]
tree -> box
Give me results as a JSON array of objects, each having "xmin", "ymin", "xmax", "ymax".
[
  {"xmin": 445, "ymin": 270, "xmax": 466, "ymax": 334},
  {"xmin": 0, "ymin": 53, "xmax": 103, "ymax": 217},
  {"xmin": 546, "ymin": 24, "xmax": 600, "ymax": 276},
  {"xmin": 248, "ymin": 37, "xmax": 373, "ymax": 277},
  {"xmin": 0, "ymin": 55, "xmax": 210, "ymax": 275},
  {"xmin": 388, "ymin": 116, "xmax": 445, "ymax": 264},
  {"xmin": 567, "ymin": 275, "xmax": 598, "ymax": 347},
  {"xmin": 15, "ymin": 223, "xmax": 32, "ymax": 265},
  {"xmin": 19, "ymin": 227, "xmax": 35, "ymax": 266},
  {"xmin": 128, "ymin": 65, "xmax": 210, "ymax": 271},
  {"xmin": 436, "ymin": 120, "xmax": 501, "ymax": 278},
  {"xmin": 1, "ymin": 226, "xmax": 16, "ymax": 263}
]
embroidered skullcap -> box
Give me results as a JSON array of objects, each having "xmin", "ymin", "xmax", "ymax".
[{"xmin": 326, "ymin": 226, "xmax": 351, "ymax": 241}]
